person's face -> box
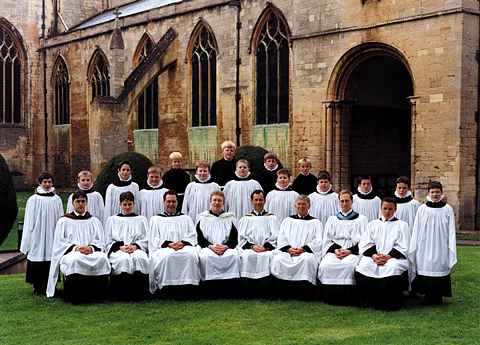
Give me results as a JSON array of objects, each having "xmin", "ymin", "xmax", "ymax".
[
  {"xmin": 40, "ymin": 178, "xmax": 53, "ymax": 190},
  {"xmin": 299, "ymin": 163, "xmax": 311, "ymax": 175},
  {"xmin": 381, "ymin": 201, "xmax": 396, "ymax": 220},
  {"xmin": 277, "ymin": 174, "xmax": 290, "ymax": 188},
  {"xmin": 359, "ymin": 179, "xmax": 372, "ymax": 193},
  {"xmin": 236, "ymin": 162, "xmax": 249, "ymax": 177},
  {"xmin": 196, "ymin": 167, "xmax": 210, "ymax": 180},
  {"xmin": 78, "ymin": 175, "xmax": 92, "ymax": 189},
  {"xmin": 395, "ymin": 183, "xmax": 409, "ymax": 198},
  {"xmin": 339, "ymin": 194, "xmax": 353, "ymax": 213},
  {"xmin": 148, "ymin": 172, "xmax": 161, "ymax": 186},
  {"xmin": 223, "ymin": 146, "xmax": 235, "ymax": 160},
  {"xmin": 251, "ymin": 193, "xmax": 265, "ymax": 212},
  {"xmin": 119, "ymin": 164, "xmax": 131, "ymax": 180},
  {"xmin": 295, "ymin": 199, "xmax": 310, "ymax": 217},
  {"xmin": 265, "ymin": 158, "xmax": 277, "ymax": 170},
  {"xmin": 171, "ymin": 159, "xmax": 182, "ymax": 169},
  {"xmin": 120, "ymin": 199, "xmax": 134, "ymax": 214},
  {"xmin": 429, "ymin": 188, "xmax": 443, "ymax": 202},
  {"xmin": 164, "ymin": 195, "xmax": 178, "ymax": 214},
  {"xmin": 210, "ymin": 195, "xmax": 224, "ymax": 213},
  {"xmin": 318, "ymin": 179, "xmax": 331, "ymax": 192},
  {"xmin": 73, "ymin": 197, "xmax": 87, "ymax": 214}
]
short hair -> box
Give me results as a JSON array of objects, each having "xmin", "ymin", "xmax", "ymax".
[
  {"xmin": 264, "ymin": 152, "xmax": 278, "ymax": 162},
  {"xmin": 250, "ymin": 189, "xmax": 265, "ymax": 200},
  {"xmin": 428, "ymin": 180, "xmax": 443, "ymax": 192},
  {"xmin": 38, "ymin": 172, "xmax": 54, "ymax": 184},
  {"xmin": 119, "ymin": 191, "xmax": 135, "ymax": 203},
  {"xmin": 297, "ymin": 158, "xmax": 311, "ymax": 166},
  {"xmin": 236, "ymin": 159, "xmax": 250, "ymax": 168},
  {"xmin": 221, "ymin": 140, "xmax": 236, "ymax": 150},
  {"xmin": 117, "ymin": 160, "xmax": 132, "ymax": 170},
  {"xmin": 210, "ymin": 191, "xmax": 225, "ymax": 201},
  {"xmin": 317, "ymin": 170, "xmax": 331, "ymax": 181},
  {"xmin": 196, "ymin": 160, "xmax": 210, "ymax": 170},
  {"xmin": 163, "ymin": 190, "xmax": 178, "ymax": 201},
  {"xmin": 338, "ymin": 189, "xmax": 353, "ymax": 201},
  {"xmin": 277, "ymin": 168, "xmax": 291, "ymax": 177},
  {"xmin": 148, "ymin": 166, "xmax": 162, "ymax": 175},
  {"xmin": 169, "ymin": 152, "xmax": 183, "ymax": 160},
  {"xmin": 396, "ymin": 176, "xmax": 410, "ymax": 187},
  {"xmin": 357, "ymin": 176, "xmax": 372, "ymax": 184},
  {"xmin": 381, "ymin": 196, "xmax": 397, "ymax": 208},
  {"xmin": 77, "ymin": 170, "xmax": 92, "ymax": 179},
  {"xmin": 295, "ymin": 195, "xmax": 311, "ymax": 205},
  {"xmin": 72, "ymin": 190, "xmax": 88, "ymax": 201}
]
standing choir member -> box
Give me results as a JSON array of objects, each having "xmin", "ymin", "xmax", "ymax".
[
  {"xmin": 162, "ymin": 152, "xmax": 191, "ymax": 209},
  {"xmin": 66, "ymin": 170, "xmax": 104, "ymax": 221},
  {"xmin": 352, "ymin": 176, "xmax": 381, "ymax": 222},
  {"xmin": 309, "ymin": 171, "xmax": 339, "ymax": 225},
  {"xmin": 139, "ymin": 166, "xmax": 168, "ymax": 220},
  {"xmin": 196, "ymin": 191, "xmax": 240, "ymax": 293},
  {"xmin": 105, "ymin": 192, "xmax": 149, "ymax": 299},
  {"xmin": 271, "ymin": 195, "xmax": 323, "ymax": 294},
  {"xmin": 292, "ymin": 158, "xmax": 317, "ymax": 196},
  {"xmin": 256, "ymin": 152, "xmax": 282, "ymax": 194},
  {"xmin": 149, "ymin": 191, "xmax": 200, "ymax": 294},
  {"xmin": 265, "ymin": 169, "xmax": 299, "ymax": 223},
  {"xmin": 182, "ymin": 161, "xmax": 221, "ymax": 223},
  {"xmin": 409, "ymin": 181, "xmax": 457, "ymax": 305},
  {"xmin": 210, "ymin": 140, "xmax": 237, "ymax": 188},
  {"xmin": 237, "ymin": 190, "xmax": 278, "ymax": 284},
  {"xmin": 393, "ymin": 176, "xmax": 421, "ymax": 239},
  {"xmin": 355, "ymin": 197, "xmax": 409, "ymax": 310},
  {"xmin": 318, "ymin": 190, "xmax": 367, "ymax": 305},
  {"xmin": 46, "ymin": 191, "xmax": 110, "ymax": 301},
  {"xmin": 20, "ymin": 172, "xmax": 64, "ymax": 294},
  {"xmin": 104, "ymin": 161, "xmax": 139, "ymax": 222},
  {"xmin": 224, "ymin": 159, "xmax": 263, "ymax": 219}
]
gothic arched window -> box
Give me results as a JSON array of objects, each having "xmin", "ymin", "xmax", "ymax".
[
  {"xmin": 254, "ymin": 8, "xmax": 290, "ymax": 124},
  {"xmin": 134, "ymin": 33, "xmax": 158, "ymax": 129},
  {"xmin": 0, "ymin": 23, "xmax": 22, "ymax": 124},
  {"xmin": 53, "ymin": 57, "xmax": 70, "ymax": 125},
  {"xmin": 190, "ymin": 23, "xmax": 217, "ymax": 127},
  {"xmin": 88, "ymin": 50, "xmax": 110, "ymax": 101}
]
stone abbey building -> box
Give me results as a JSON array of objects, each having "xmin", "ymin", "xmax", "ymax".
[{"xmin": 0, "ymin": 0, "xmax": 479, "ymax": 229}]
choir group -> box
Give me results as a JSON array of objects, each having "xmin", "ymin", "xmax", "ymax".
[{"xmin": 19, "ymin": 141, "xmax": 457, "ymax": 310}]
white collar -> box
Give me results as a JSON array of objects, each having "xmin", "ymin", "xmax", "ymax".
[
  {"xmin": 147, "ymin": 180, "xmax": 163, "ymax": 188},
  {"xmin": 74, "ymin": 210, "xmax": 87, "ymax": 217},
  {"xmin": 340, "ymin": 209, "xmax": 353, "ymax": 217},
  {"xmin": 235, "ymin": 172, "xmax": 251, "ymax": 179},
  {"xmin": 264, "ymin": 163, "xmax": 279, "ymax": 172},
  {"xmin": 195, "ymin": 174, "xmax": 211, "ymax": 183},
  {"xmin": 118, "ymin": 173, "xmax": 132, "ymax": 182},
  {"xmin": 394, "ymin": 190, "xmax": 412, "ymax": 198},
  {"xmin": 381, "ymin": 215, "xmax": 396, "ymax": 222},
  {"xmin": 357, "ymin": 186, "xmax": 372, "ymax": 195},
  {"xmin": 275, "ymin": 182, "xmax": 291, "ymax": 191},
  {"xmin": 317, "ymin": 185, "xmax": 332, "ymax": 195},
  {"xmin": 77, "ymin": 183, "xmax": 93, "ymax": 191},
  {"xmin": 37, "ymin": 186, "xmax": 55, "ymax": 194}
]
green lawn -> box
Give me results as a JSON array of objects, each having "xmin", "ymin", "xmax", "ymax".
[
  {"xmin": 0, "ymin": 247, "xmax": 478, "ymax": 345},
  {"xmin": 0, "ymin": 192, "xmax": 69, "ymax": 252}
]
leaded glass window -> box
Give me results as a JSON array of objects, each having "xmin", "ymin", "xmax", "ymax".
[
  {"xmin": 53, "ymin": 57, "xmax": 70, "ymax": 125},
  {"xmin": 0, "ymin": 25, "xmax": 21, "ymax": 124}
]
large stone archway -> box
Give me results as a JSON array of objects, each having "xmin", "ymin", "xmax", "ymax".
[{"xmin": 325, "ymin": 43, "xmax": 416, "ymax": 196}]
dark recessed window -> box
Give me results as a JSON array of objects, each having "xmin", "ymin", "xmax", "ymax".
[
  {"xmin": 89, "ymin": 51, "xmax": 110, "ymax": 101},
  {"xmin": 53, "ymin": 57, "xmax": 70, "ymax": 125}
]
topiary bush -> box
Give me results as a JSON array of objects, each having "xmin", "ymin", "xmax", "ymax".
[
  {"xmin": 0, "ymin": 154, "xmax": 18, "ymax": 246},
  {"xmin": 235, "ymin": 145, "xmax": 283, "ymax": 178},
  {"xmin": 94, "ymin": 152, "xmax": 153, "ymax": 198}
]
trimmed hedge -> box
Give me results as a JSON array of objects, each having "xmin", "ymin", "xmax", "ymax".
[
  {"xmin": 94, "ymin": 152, "xmax": 153, "ymax": 198},
  {"xmin": 0, "ymin": 154, "xmax": 18, "ymax": 246},
  {"xmin": 235, "ymin": 145, "xmax": 283, "ymax": 178}
]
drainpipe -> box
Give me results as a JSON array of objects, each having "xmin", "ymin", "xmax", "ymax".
[
  {"xmin": 42, "ymin": 0, "xmax": 49, "ymax": 170},
  {"xmin": 230, "ymin": 0, "xmax": 241, "ymax": 147},
  {"xmin": 476, "ymin": 13, "xmax": 480, "ymax": 229}
]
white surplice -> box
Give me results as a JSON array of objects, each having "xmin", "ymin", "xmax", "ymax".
[
  {"xmin": 149, "ymin": 214, "xmax": 200, "ymax": 292},
  {"xmin": 138, "ymin": 186, "xmax": 168, "ymax": 220},
  {"xmin": 105, "ymin": 214, "xmax": 149, "ymax": 275},
  {"xmin": 352, "ymin": 189, "xmax": 381, "ymax": 222},
  {"xmin": 265, "ymin": 188, "xmax": 299, "ymax": 224},
  {"xmin": 181, "ymin": 180, "xmax": 221, "ymax": 223},
  {"xmin": 223, "ymin": 177, "xmax": 263, "ymax": 219},
  {"xmin": 104, "ymin": 180, "xmax": 140, "ymax": 222},
  {"xmin": 46, "ymin": 214, "xmax": 110, "ymax": 297},
  {"xmin": 309, "ymin": 189, "xmax": 339, "ymax": 225},
  {"xmin": 66, "ymin": 190, "xmax": 104, "ymax": 222},
  {"xmin": 271, "ymin": 216, "xmax": 323, "ymax": 285},
  {"xmin": 237, "ymin": 212, "xmax": 279, "ymax": 279}
]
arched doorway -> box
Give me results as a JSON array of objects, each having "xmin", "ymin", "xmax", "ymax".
[{"xmin": 326, "ymin": 43, "xmax": 415, "ymax": 197}]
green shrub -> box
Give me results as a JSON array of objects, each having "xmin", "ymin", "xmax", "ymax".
[
  {"xmin": 94, "ymin": 152, "xmax": 153, "ymax": 198},
  {"xmin": 235, "ymin": 145, "xmax": 283, "ymax": 178},
  {"xmin": 0, "ymin": 154, "xmax": 18, "ymax": 246}
]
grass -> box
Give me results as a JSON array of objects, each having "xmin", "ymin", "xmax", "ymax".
[
  {"xmin": 0, "ymin": 192, "xmax": 69, "ymax": 252},
  {"xmin": 0, "ymin": 246, "xmax": 478, "ymax": 345}
]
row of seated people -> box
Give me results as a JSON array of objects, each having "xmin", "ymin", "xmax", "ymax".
[{"xmin": 43, "ymin": 185, "xmax": 456, "ymax": 310}]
